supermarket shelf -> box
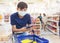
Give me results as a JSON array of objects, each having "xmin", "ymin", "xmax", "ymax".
[
  {"xmin": 46, "ymin": 26, "xmax": 57, "ymax": 35},
  {"xmin": 47, "ymin": 15, "xmax": 59, "ymax": 36},
  {"xmin": 0, "ymin": 22, "xmax": 11, "ymax": 25},
  {"xmin": 30, "ymin": 24, "xmax": 40, "ymax": 25},
  {"xmin": 32, "ymin": 24, "xmax": 40, "ymax": 25},
  {"xmin": 48, "ymin": 19, "xmax": 58, "ymax": 22},
  {"xmin": 47, "ymin": 23, "xmax": 57, "ymax": 28}
]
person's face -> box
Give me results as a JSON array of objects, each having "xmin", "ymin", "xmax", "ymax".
[{"xmin": 17, "ymin": 8, "xmax": 27, "ymax": 17}]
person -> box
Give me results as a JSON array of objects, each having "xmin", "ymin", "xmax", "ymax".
[
  {"xmin": 10, "ymin": 2, "xmax": 32, "ymax": 43},
  {"xmin": 38, "ymin": 13, "xmax": 43, "ymax": 29},
  {"xmin": 42, "ymin": 13, "xmax": 47, "ymax": 31}
]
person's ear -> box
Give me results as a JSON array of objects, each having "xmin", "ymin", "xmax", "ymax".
[
  {"xmin": 17, "ymin": 8, "xmax": 20, "ymax": 11},
  {"xmin": 17, "ymin": 8, "xmax": 19, "ymax": 11}
]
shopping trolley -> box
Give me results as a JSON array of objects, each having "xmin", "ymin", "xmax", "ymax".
[
  {"xmin": 12, "ymin": 25, "xmax": 49, "ymax": 43},
  {"xmin": 15, "ymin": 30, "xmax": 49, "ymax": 43}
]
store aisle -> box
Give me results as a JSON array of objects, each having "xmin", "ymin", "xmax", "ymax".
[
  {"xmin": 40, "ymin": 29, "xmax": 60, "ymax": 43},
  {"xmin": 40, "ymin": 28, "xmax": 53, "ymax": 35},
  {"xmin": 41, "ymin": 35, "xmax": 60, "ymax": 43}
]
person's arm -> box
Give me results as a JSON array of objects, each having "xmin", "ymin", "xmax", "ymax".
[{"xmin": 12, "ymin": 25, "xmax": 28, "ymax": 32}]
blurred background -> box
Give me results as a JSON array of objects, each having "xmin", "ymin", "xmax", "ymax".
[{"xmin": 0, "ymin": 0, "xmax": 60, "ymax": 43}]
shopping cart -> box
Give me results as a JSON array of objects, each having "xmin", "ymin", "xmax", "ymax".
[
  {"xmin": 15, "ymin": 30, "xmax": 49, "ymax": 43},
  {"xmin": 13, "ymin": 25, "xmax": 49, "ymax": 43},
  {"xmin": 16, "ymin": 35, "xmax": 49, "ymax": 43}
]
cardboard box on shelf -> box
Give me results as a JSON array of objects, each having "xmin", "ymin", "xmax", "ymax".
[
  {"xmin": 4, "ymin": 14, "xmax": 10, "ymax": 22},
  {"xmin": 0, "ymin": 33, "xmax": 12, "ymax": 41},
  {"xmin": 0, "ymin": 24, "xmax": 12, "ymax": 41}
]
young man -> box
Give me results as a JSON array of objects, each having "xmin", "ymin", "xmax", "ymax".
[{"xmin": 10, "ymin": 2, "xmax": 32, "ymax": 43}]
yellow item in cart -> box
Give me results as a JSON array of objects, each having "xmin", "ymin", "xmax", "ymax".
[
  {"xmin": 21, "ymin": 39, "xmax": 37, "ymax": 43},
  {"xmin": 33, "ymin": 41, "xmax": 37, "ymax": 43},
  {"xmin": 21, "ymin": 39, "xmax": 32, "ymax": 43}
]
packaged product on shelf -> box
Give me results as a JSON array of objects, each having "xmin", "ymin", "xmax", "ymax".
[
  {"xmin": 31, "ymin": 18, "xmax": 40, "ymax": 29},
  {"xmin": 29, "ymin": 18, "xmax": 40, "ymax": 35},
  {"xmin": 35, "ymin": 25, "xmax": 40, "ymax": 29},
  {"xmin": 48, "ymin": 25, "xmax": 57, "ymax": 32},
  {"xmin": 52, "ymin": 22, "xmax": 57, "ymax": 26},
  {"xmin": 32, "ymin": 18, "xmax": 40, "ymax": 35},
  {"xmin": 53, "ymin": 16, "xmax": 58, "ymax": 21},
  {"xmin": 0, "ymin": 25, "xmax": 12, "ymax": 41},
  {"xmin": 4, "ymin": 14, "xmax": 10, "ymax": 22},
  {"xmin": 0, "ymin": 14, "xmax": 3, "ymax": 22},
  {"xmin": 31, "ymin": 17, "xmax": 35, "ymax": 24},
  {"xmin": 35, "ymin": 18, "xmax": 40, "ymax": 24}
]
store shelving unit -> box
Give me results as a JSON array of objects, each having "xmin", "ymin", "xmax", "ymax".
[
  {"xmin": 46, "ymin": 26, "xmax": 57, "ymax": 34},
  {"xmin": 0, "ymin": 13, "xmax": 12, "ymax": 42},
  {"xmin": 47, "ymin": 19, "xmax": 58, "ymax": 23},
  {"xmin": 59, "ymin": 15, "xmax": 60, "ymax": 37},
  {"xmin": 46, "ymin": 15, "xmax": 60, "ymax": 35},
  {"xmin": 47, "ymin": 23, "xmax": 57, "ymax": 28}
]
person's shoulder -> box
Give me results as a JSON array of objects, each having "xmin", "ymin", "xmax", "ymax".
[
  {"xmin": 26, "ymin": 13, "xmax": 30, "ymax": 16},
  {"xmin": 10, "ymin": 12, "xmax": 18, "ymax": 17},
  {"xmin": 25, "ymin": 13, "xmax": 30, "ymax": 17}
]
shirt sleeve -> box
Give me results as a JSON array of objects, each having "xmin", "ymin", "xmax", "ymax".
[
  {"xmin": 10, "ymin": 15, "xmax": 16, "ymax": 25},
  {"xmin": 27, "ymin": 15, "xmax": 31, "ymax": 24}
]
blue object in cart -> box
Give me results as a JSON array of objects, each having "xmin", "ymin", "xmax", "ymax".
[{"xmin": 16, "ymin": 35, "xmax": 49, "ymax": 43}]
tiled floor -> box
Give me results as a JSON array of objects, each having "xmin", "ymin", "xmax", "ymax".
[
  {"xmin": 41, "ymin": 35, "xmax": 60, "ymax": 43},
  {"xmin": 40, "ymin": 29, "xmax": 60, "ymax": 43}
]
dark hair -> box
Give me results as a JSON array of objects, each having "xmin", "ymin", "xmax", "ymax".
[
  {"xmin": 17, "ymin": 2, "xmax": 28, "ymax": 9},
  {"xmin": 40, "ymin": 13, "xmax": 41, "ymax": 16},
  {"xmin": 43, "ymin": 13, "xmax": 46, "ymax": 16}
]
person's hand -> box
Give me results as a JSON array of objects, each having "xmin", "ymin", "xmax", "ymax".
[{"xmin": 21, "ymin": 27, "xmax": 28, "ymax": 32}]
